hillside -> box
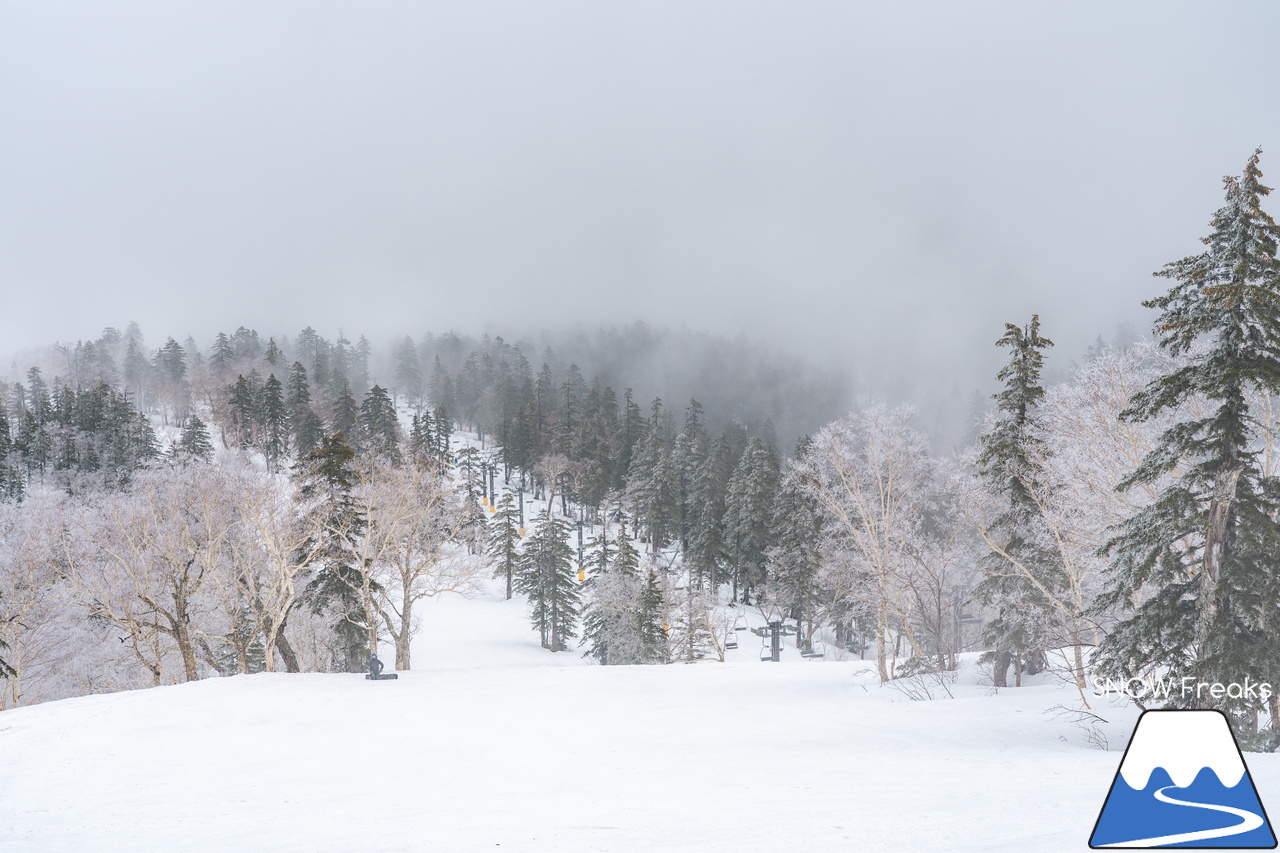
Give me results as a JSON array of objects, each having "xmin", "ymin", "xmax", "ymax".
[{"xmin": 0, "ymin": 580, "xmax": 1242, "ymax": 853}]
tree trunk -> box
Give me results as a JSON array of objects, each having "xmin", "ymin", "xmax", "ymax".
[
  {"xmin": 174, "ymin": 621, "xmax": 199, "ymax": 682},
  {"xmin": 274, "ymin": 630, "xmax": 300, "ymax": 673},
  {"xmin": 1196, "ymin": 464, "xmax": 1241, "ymax": 707},
  {"xmin": 992, "ymin": 650, "xmax": 1011, "ymax": 688},
  {"xmin": 395, "ymin": 598, "xmax": 413, "ymax": 670},
  {"xmin": 875, "ymin": 601, "xmax": 891, "ymax": 682}
]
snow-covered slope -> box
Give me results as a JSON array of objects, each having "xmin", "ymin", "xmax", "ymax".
[{"xmin": 0, "ymin": 587, "xmax": 1276, "ymax": 853}]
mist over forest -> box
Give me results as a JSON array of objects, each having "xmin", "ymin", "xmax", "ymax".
[{"xmin": 8, "ymin": 5, "xmax": 1280, "ymax": 850}]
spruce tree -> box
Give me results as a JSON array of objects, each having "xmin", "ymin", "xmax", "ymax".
[
  {"xmin": 515, "ymin": 515, "xmax": 581, "ymax": 651},
  {"xmin": 972, "ymin": 314, "xmax": 1062, "ymax": 687},
  {"xmin": 330, "ymin": 380, "xmax": 362, "ymax": 451},
  {"xmin": 432, "ymin": 404, "xmax": 453, "ymax": 463},
  {"xmin": 409, "ymin": 410, "xmax": 436, "ymax": 470},
  {"xmin": 723, "ymin": 438, "xmax": 779, "ymax": 603},
  {"xmin": 259, "ymin": 373, "xmax": 290, "ymax": 469},
  {"xmin": 487, "ymin": 492, "xmax": 522, "ymax": 600},
  {"xmin": 210, "ymin": 332, "xmax": 235, "ymax": 375},
  {"xmin": 360, "ymin": 385, "xmax": 401, "ymax": 463},
  {"xmin": 767, "ymin": 445, "xmax": 823, "ymax": 648},
  {"xmin": 686, "ymin": 439, "xmax": 728, "ymax": 593},
  {"xmin": 295, "ymin": 432, "xmax": 371, "ymax": 672},
  {"xmin": 227, "ymin": 375, "xmax": 258, "ymax": 448},
  {"xmin": 395, "ymin": 337, "xmax": 424, "ymax": 407},
  {"xmin": 177, "ymin": 415, "xmax": 214, "ymax": 462},
  {"xmin": 637, "ymin": 570, "xmax": 668, "ymax": 664},
  {"xmin": 1095, "ymin": 149, "xmax": 1280, "ymax": 732},
  {"xmin": 264, "ymin": 337, "xmax": 282, "ymax": 367}
]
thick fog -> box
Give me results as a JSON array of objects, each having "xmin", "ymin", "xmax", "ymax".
[{"xmin": 3, "ymin": 2, "xmax": 1280, "ymax": 399}]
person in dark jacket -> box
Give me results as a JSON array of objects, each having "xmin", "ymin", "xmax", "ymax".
[{"xmin": 369, "ymin": 653, "xmax": 384, "ymax": 678}]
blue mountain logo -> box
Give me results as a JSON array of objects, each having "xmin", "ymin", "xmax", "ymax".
[{"xmin": 1090, "ymin": 709, "xmax": 1276, "ymax": 848}]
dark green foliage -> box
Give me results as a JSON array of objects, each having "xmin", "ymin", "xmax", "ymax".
[
  {"xmin": 259, "ymin": 374, "xmax": 290, "ymax": 468},
  {"xmin": 723, "ymin": 437, "xmax": 779, "ymax": 603},
  {"xmin": 227, "ymin": 375, "xmax": 258, "ymax": 448},
  {"xmin": 972, "ymin": 314, "xmax": 1062, "ymax": 686},
  {"xmin": 1095, "ymin": 150, "xmax": 1280, "ymax": 730},
  {"xmin": 409, "ymin": 410, "xmax": 436, "ymax": 469},
  {"xmin": 264, "ymin": 337, "xmax": 282, "ymax": 366},
  {"xmin": 210, "ymin": 332, "xmax": 235, "ymax": 375},
  {"xmin": 360, "ymin": 385, "xmax": 400, "ymax": 463},
  {"xmin": 638, "ymin": 570, "xmax": 668, "ymax": 664},
  {"xmin": 177, "ymin": 415, "xmax": 214, "ymax": 462},
  {"xmin": 395, "ymin": 336, "xmax": 424, "ymax": 407},
  {"xmin": 5, "ymin": 380, "xmax": 155, "ymax": 493},
  {"xmin": 515, "ymin": 515, "xmax": 581, "ymax": 651},
  {"xmin": 295, "ymin": 432, "xmax": 371, "ymax": 673},
  {"xmin": 486, "ymin": 492, "xmax": 522, "ymax": 600},
  {"xmin": 767, "ymin": 453, "xmax": 822, "ymax": 634},
  {"xmin": 0, "ymin": 633, "xmax": 15, "ymax": 680},
  {"xmin": 330, "ymin": 381, "xmax": 362, "ymax": 451}
]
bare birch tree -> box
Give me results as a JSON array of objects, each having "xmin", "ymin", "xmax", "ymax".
[{"xmin": 794, "ymin": 404, "xmax": 933, "ymax": 682}]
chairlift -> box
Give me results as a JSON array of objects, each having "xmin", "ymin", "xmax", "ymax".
[
  {"xmin": 800, "ymin": 638, "xmax": 827, "ymax": 660},
  {"xmin": 725, "ymin": 633, "xmax": 738, "ymax": 651}
]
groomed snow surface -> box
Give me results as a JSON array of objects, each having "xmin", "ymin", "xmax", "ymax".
[{"xmin": 2, "ymin": 583, "xmax": 1276, "ymax": 853}]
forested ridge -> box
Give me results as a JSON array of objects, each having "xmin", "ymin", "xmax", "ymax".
[{"xmin": 6, "ymin": 153, "xmax": 1280, "ymax": 754}]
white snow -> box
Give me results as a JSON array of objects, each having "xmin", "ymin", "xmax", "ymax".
[
  {"xmin": 2, "ymin": 580, "xmax": 1278, "ymax": 852},
  {"xmin": 1117, "ymin": 710, "xmax": 1247, "ymax": 790}
]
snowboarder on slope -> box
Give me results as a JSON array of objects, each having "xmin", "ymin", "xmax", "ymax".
[{"xmin": 369, "ymin": 653, "xmax": 384, "ymax": 678}]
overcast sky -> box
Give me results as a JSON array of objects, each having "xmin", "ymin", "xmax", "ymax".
[{"xmin": 3, "ymin": 2, "xmax": 1280, "ymax": 395}]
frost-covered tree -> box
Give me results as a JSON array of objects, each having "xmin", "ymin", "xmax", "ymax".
[
  {"xmin": 768, "ymin": 438, "xmax": 823, "ymax": 648},
  {"xmin": 723, "ymin": 437, "xmax": 779, "ymax": 603},
  {"xmin": 1095, "ymin": 149, "xmax": 1280, "ymax": 732},
  {"xmin": 361, "ymin": 385, "xmax": 401, "ymax": 464},
  {"xmin": 795, "ymin": 404, "xmax": 933, "ymax": 682}
]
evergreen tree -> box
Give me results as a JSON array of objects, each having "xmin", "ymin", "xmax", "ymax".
[
  {"xmin": 637, "ymin": 570, "xmax": 668, "ymax": 664},
  {"xmin": 176, "ymin": 415, "xmax": 214, "ymax": 462},
  {"xmin": 1095, "ymin": 149, "xmax": 1280, "ymax": 732},
  {"xmin": 767, "ymin": 447, "xmax": 822, "ymax": 648},
  {"xmin": 295, "ymin": 433, "xmax": 371, "ymax": 673},
  {"xmin": 227, "ymin": 375, "xmax": 258, "ymax": 448},
  {"xmin": 686, "ymin": 438, "xmax": 729, "ymax": 592},
  {"xmin": 722, "ymin": 438, "xmax": 778, "ymax": 603},
  {"xmin": 292, "ymin": 407, "xmax": 325, "ymax": 458},
  {"xmin": 0, "ymin": 632, "xmax": 15, "ymax": 681},
  {"xmin": 581, "ymin": 520, "xmax": 650, "ymax": 665},
  {"xmin": 613, "ymin": 519, "xmax": 642, "ymax": 579},
  {"xmin": 486, "ymin": 492, "xmax": 522, "ymax": 600},
  {"xmin": 360, "ymin": 385, "xmax": 401, "ymax": 463},
  {"xmin": 210, "ymin": 332, "xmax": 235, "ymax": 375},
  {"xmin": 409, "ymin": 410, "xmax": 436, "ymax": 470},
  {"xmin": 264, "ymin": 337, "xmax": 283, "ymax": 366},
  {"xmin": 433, "ymin": 403, "xmax": 453, "ymax": 463},
  {"xmin": 330, "ymin": 380, "xmax": 362, "ymax": 451},
  {"xmin": 395, "ymin": 337, "xmax": 424, "ymax": 407},
  {"xmin": 515, "ymin": 515, "xmax": 581, "ymax": 651},
  {"xmin": 972, "ymin": 314, "xmax": 1062, "ymax": 687},
  {"xmin": 259, "ymin": 373, "xmax": 290, "ymax": 469}
]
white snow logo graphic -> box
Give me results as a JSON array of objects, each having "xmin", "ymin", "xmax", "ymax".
[{"xmin": 1090, "ymin": 710, "xmax": 1277, "ymax": 848}]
